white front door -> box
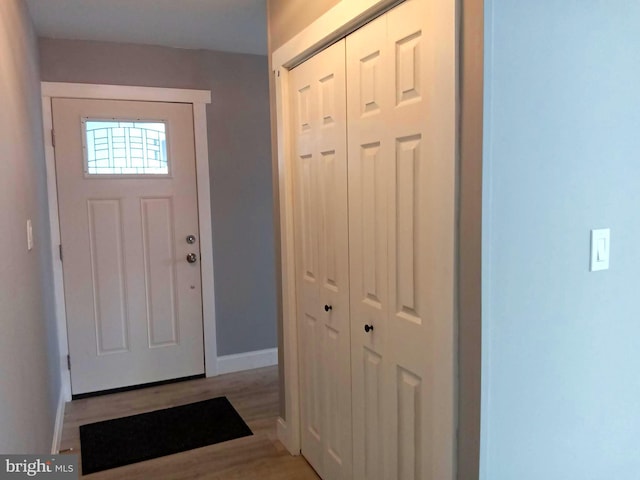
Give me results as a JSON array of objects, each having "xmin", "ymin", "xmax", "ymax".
[
  {"xmin": 53, "ymin": 98, "xmax": 205, "ymax": 395},
  {"xmin": 290, "ymin": 40, "xmax": 352, "ymax": 480}
]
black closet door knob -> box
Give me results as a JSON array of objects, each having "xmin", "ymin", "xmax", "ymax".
[
  {"xmin": 364, "ymin": 324, "xmax": 374, "ymax": 333},
  {"xmin": 324, "ymin": 305, "xmax": 333, "ymax": 312}
]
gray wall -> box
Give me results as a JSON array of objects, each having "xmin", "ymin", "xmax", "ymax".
[
  {"xmin": 39, "ymin": 38, "xmax": 277, "ymax": 356},
  {"xmin": 0, "ymin": 0, "xmax": 61, "ymax": 453},
  {"xmin": 268, "ymin": 0, "xmax": 340, "ymax": 51},
  {"xmin": 482, "ymin": 1, "xmax": 640, "ymax": 478}
]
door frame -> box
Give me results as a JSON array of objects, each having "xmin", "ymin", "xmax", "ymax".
[
  {"xmin": 41, "ymin": 82, "xmax": 218, "ymax": 403},
  {"xmin": 272, "ymin": 0, "xmax": 408, "ymax": 455}
]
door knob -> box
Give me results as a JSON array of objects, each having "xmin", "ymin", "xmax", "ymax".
[
  {"xmin": 364, "ymin": 324, "xmax": 374, "ymax": 333},
  {"xmin": 324, "ymin": 305, "xmax": 333, "ymax": 312},
  {"xmin": 186, "ymin": 234, "xmax": 197, "ymax": 244},
  {"xmin": 186, "ymin": 253, "xmax": 198, "ymax": 263}
]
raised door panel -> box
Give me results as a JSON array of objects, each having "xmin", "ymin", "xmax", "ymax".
[
  {"xmin": 87, "ymin": 199, "xmax": 129, "ymax": 355},
  {"xmin": 140, "ymin": 198, "xmax": 179, "ymax": 348},
  {"xmin": 320, "ymin": 150, "xmax": 338, "ymax": 290},
  {"xmin": 395, "ymin": 135, "xmax": 423, "ymax": 326},
  {"xmin": 323, "ymin": 324, "xmax": 343, "ymax": 465},
  {"xmin": 300, "ymin": 154, "xmax": 319, "ymax": 286},
  {"xmin": 362, "ymin": 347, "xmax": 384, "ymax": 480},
  {"xmin": 396, "ymin": 367, "xmax": 424, "ymax": 480},
  {"xmin": 303, "ymin": 313, "xmax": 323, "ymax": 442}
]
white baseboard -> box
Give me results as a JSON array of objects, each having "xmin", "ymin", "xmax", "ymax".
[
  {"xmin": 51, "ymin": 391, "xmax": 66, "ymax": 454},
  {"xmin": 216, "ymin": 348, "xmax": 278, "ymax": 375}
]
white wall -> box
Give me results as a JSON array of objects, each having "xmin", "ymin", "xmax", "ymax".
[
  {"xmin": 0, "ymin": 0, "xmax": 60, "ymax": 453},
  {"xmin": 482, "ymin": 1, "xmax": 640, "ymax": 478}
]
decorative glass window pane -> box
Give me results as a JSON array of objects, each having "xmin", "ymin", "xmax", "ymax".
[{"xmin": 84, "ymin": 120, "xmax": 169, "ymax": 175}]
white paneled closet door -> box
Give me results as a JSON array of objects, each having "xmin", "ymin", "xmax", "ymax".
[
  {"xmin": 289, "ymin": 40, "xmax": 352, "ymax": 480},
  {"xmin": 347, "ymin": 0, "xmax": 457, "ymax": 479},
  {"xmin": 346, "ymin": 11, "xmax": 390, "ymax": 480}
]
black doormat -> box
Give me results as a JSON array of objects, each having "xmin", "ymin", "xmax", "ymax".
[{"xmin": 79, "ymin": 396, "xmax": 252, "ymax": 475}]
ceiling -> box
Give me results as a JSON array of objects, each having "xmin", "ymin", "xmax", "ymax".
[{"xmin": 26, "ymin": 0, "xmax": 268, "ymax": 55}]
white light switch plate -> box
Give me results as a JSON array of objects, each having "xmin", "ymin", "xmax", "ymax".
[{"xmin": 590, "ymin": 228, "xmax": 610, "ymax": 272}]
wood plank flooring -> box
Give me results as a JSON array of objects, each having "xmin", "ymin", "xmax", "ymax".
[{"xmin": 60, "ymin": 366, "xmax": 319, "ymax": 479}]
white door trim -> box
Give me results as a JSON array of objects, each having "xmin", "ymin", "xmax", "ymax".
[
  {"xmin": 271, "ymin": 0, "xmax": 404, "ymax": 455},
  {"xmin": 41, "ymin": 82, "xmax": 217, "ymax": 402}
]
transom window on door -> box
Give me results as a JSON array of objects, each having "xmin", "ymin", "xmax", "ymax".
[{"xmin": 83, "ymin": 119, "xmax": 169, "ymax": 175}]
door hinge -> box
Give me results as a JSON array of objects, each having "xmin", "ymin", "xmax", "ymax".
[
  {"xmin": 51, "ymin": 129, "xmax": 56, "ymax": 147},
  {"xmin": 66, "ymin": 354, "xmax": 71, "ymax": 370},
  {"xmin": 59, "ymin": 244, "xmax": 63, "ymax": 262}
]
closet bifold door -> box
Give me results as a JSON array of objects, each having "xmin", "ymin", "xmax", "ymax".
[
  {"xmin": 346, "ymin": 10, "xmax": 390, "ymax": 480},
  {"xmin": 347, "ymin": 0, "xmax": 457, "ymax": 479},
  {"xmin": 289, "ymin": 40, "xmax": 352, "ymax": 480}
]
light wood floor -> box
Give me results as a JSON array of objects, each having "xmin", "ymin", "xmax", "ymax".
[{"xmin": 60, "ymin": 366, "xmax": 319, "ymax": 479}]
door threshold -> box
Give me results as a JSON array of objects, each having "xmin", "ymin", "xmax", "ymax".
[{"xmin": 72, "ymin": 374, "xmax": 206, "ymax": 400}]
